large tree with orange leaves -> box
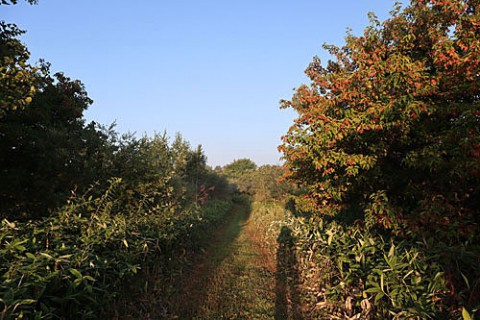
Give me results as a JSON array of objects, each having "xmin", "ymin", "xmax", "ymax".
[{"xmin": 280, "ymin": 0, "xmax": 479, "ymax": 236}]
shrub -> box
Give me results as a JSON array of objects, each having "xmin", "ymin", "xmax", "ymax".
[
  {"xmin": 287, "ymin": 212, "xmax": 480, "ymax": 319},
  {"xmin": 0, "ymin": 180, "xmax": 233, "ymax": 319}
]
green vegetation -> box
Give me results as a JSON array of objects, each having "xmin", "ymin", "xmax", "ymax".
[
  {"xmin": 1, "ymin": 2, "xmax": 235, "ymax": 318},
  {"xmin": 1, "ymin": 184, "xmax": 233, "ymax": 319},
  {"xmin": 110, "ymin": 197, "xmax": 297, "ymax": 319},
  {"xmin": 0, "ymin": 91, "xmax": 235, "ymax": 318},
  {"xmin": 280, "ymin": 0, "xmax": 480, "ymax": 318},
  {"xmin": 190, "ymin": 201, "xmax": 279, "ymax": 319},
  {"xmin": 1, "ymin": 0, "xmax": 479, "ymax": 319},
  {"xmin": 221, "ymin": 159, "xmax": 294, "ymax": 202},
  {"xmin": 0, "ymin": 21, "xmax": 39, "ymax": 117}
]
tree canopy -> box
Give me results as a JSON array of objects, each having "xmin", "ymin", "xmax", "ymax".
[
  {"xmin": 1, "ymin": 0, "xmax": 41, "ymax": 117},
  {"xmin": 0, "ymin": 70, "xmax": 95, "ymax": 217},
  {"xmin": 0, "ymin": 22, "xmax": 40, "ymax": 117},
  {"xmin": 280, "ymin": 0, "xmax": 479, "ymax": 236},
  {"xmin": 223, "ymin": 158, "xmax": 257, "ymax": 178},
  {"xmin": 0, "ymin": 0, "xmax": 37, "ymax": 5}
]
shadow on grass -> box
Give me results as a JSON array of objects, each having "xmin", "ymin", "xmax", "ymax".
[
  {"xmin": 172, "ymin": 195, "xmax": 253, "ymax": 318},
  {"xmin": 275, "ymin": 226, "xmax": 303, "ymax": 320},
  {"xmin": 107, "ymin": 196, "xmax": 253, "ymax": 319}
]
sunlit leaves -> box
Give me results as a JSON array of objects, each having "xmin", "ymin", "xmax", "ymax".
[
  {"xmin": 280, "ymin": 0, "xmax": 479, "ymax": 234},
  {"xmin": 0, "ymin": 22, "xmax": 41, "ymax": 117}
]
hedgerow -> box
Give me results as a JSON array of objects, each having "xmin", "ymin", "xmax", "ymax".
[{"xmin": 0, "ymin": 179, "xmax": 233, "ymax": 319}]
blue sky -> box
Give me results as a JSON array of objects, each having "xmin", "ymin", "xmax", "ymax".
[{"xmin": 3, "ymin": 0, "xmax": 395, "ymax": 167}]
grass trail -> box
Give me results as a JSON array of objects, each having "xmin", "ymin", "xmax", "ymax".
[
  {"xmin": 111, "ymin": 200, "xmax": 303, "ymax": 319},
  {"xmin": 189, "ymin": 202, "xmax": 278, "ymax": 319}
]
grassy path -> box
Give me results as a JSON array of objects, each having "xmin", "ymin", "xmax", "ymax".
[
  {"xmin": 112, "ymin": 200, "xmax": 304, "ymax": 319},
  {"xmin": 177, "ymin": 200, "xmax": 303, "ymax": 319},
  {"xmin": 187, "ymin": 202, "xmax": 277, "ymax": 319}
]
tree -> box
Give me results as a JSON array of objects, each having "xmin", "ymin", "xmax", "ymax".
[
  {"xmin": 223, "ymin": 158, "xmax": 257, "ymax": 179},
  {"xmin": 171, "ymin": 132, "xmax": 190, "ymax": 174},
  {"xmin": 279, "ymin": 0, "xmax": 479, "ymax": 236},
  {"xmin": 185, "ymin": 145, "xmax": 208, "ymax": 204},
  {"xmin": 0, "ymin": 22, "xmax": 40, "ymax": 117},
  {"xmin": 254, "ymin": 165, "xmax": 292, "ymax": 201},
  {"xmin": 1, "ymin": 0, "xmax": 40, "ymax": 116},
  {"xmin": 220, "ymin": 160, "xmax": 291, "ymax": 200},
  {"xmin": 0, "ymin": 71, "xmax": 96, "ymax": 218},
  {"xmin": 0, "ymin": 0, "xmax": 38, "ymax": 4}
]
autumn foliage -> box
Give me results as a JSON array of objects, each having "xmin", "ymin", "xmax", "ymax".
[
  {"xmin": 280, "ymin": 0, "xmax": 479, "ymax": 237},
  {"xmin": 280, "ymin": 1, "xmax": 479, "ymax": 316}
]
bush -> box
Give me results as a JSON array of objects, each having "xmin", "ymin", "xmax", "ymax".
[
  {"xmin": 0, "ymin": 180, "xmax": 233, "ymax": 319},
  {"xmin": 287, "ymin": 213, "xmax": 480, "ymax": 319}
]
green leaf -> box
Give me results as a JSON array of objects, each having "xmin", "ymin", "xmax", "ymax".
[
  {"xmin": 380, "ymin": 272, "xmax": 384, "ymax": 291},
  {"xmin": 83, "ymin": 276, "xmax": 96, "ymax": 282},
  {"xmin": 375, "ymin": 291, "xmax": 385, "ymax": 303},
  {"xmin": 388, "ymin": 243, "xmax": 395, "ymax": 259},
  {"xmin": 462, "ymin": 308, "xmax": 472, "ymax": 320},
  {"xmin": 69, "ymin": 269, "xmax": 83, "ymax": 279},
  {"xmin": 365, "ymin": 287, "xmax": 382, "ymax": 293},
  {"xmin": 326, "ymin": 229, "xmax": 334, "ymax": 246},
  {"xmin": 4, "ymin": 220, "xmax": 16, "ymax": 228},
  {"xmin": 73, "ymin": 278, "xmax": 82, "ymax": 288},
  {"xmin": 40, "ymin": 253, "xmax": 53, "ymax": 260},
  {"xmin": 25, "ymin": 252, "xmax": 36, "ymax": 260},
  {"xmin": 18, "ymin": 299, "xmax": 37, "ymax": 305}
]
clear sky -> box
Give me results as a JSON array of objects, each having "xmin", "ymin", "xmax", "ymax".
[{"xmin": 2, "ymin": 0, "xmax": 395, "ymax": 167}]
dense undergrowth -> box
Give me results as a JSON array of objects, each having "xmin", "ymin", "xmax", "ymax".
[
  {"xmin": 278, "ymin": 0, "xmax": 480, "ymax": 318},
  {"xmin": 0, "ymin": 180, "xmax": 234, "ymax": 319},
  {"xmin": 285, "ymin": 209, "xmax": 480, "ymax": 319},
  {"xmin": 1, "ymin": 15, "xmax": 238, "ymax": 317}
]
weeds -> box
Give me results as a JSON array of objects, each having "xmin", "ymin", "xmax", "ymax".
[{"xmin": 286, "ymin": 213, "xmax": 480, "ymax": 319}]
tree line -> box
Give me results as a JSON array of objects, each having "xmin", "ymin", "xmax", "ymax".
[
  {"xmin": 0, "ymin": 2, "xmax": 248, "ymax": 318},
  {"xmin": 0, "ymin": 5, "xmax": 231, "ymax": 220},
  {"xmin": 1, "ymin": 2, "xmax": 291, "ymax": 317}
]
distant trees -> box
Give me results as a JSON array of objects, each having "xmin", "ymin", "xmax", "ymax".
[
  {"xmin": 255, "ymin": 165, "xmax": 293, "ymax": 201},
  {"xmin": 223, "ymin": 158, "xmax": 257, "ymax": 178},
  {"xmin": 279, "ymin": 0, "xmax": 479, "ymax": 237},
  {"xmin": 0, "ymin": 20, "xmax": 226, "ymax": 219},
  {"xmin": 0, "ymin": 93, "xmax": 224, "ymax": 219},
  {"xmin": 222, "ymin": 159, "xmax": 293, "ymax": 201}
]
